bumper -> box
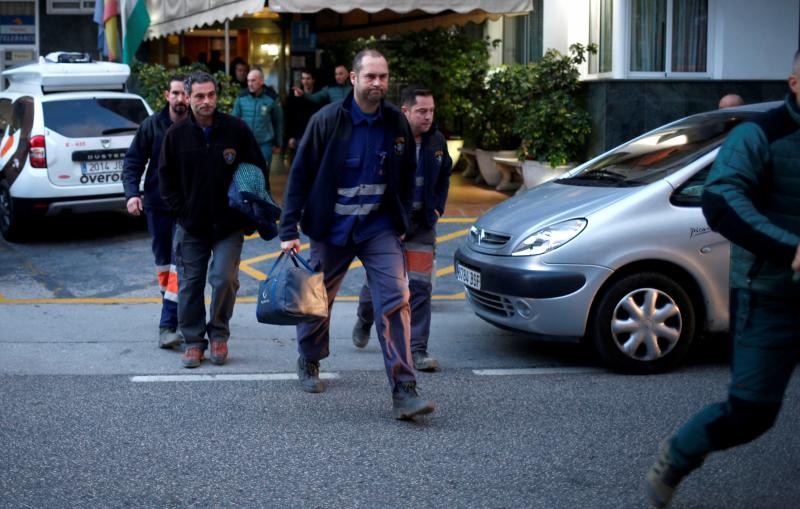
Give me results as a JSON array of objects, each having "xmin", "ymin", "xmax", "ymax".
[{"xmin": 454, "ymin": 246, "xmax": 613, "ymax": 339}]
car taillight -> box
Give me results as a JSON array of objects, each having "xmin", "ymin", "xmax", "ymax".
[{"xmin": 29, "ymin": 135, "xmax": 47, "ymax": 168}]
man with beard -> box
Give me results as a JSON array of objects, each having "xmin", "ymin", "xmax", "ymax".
[
  {"xmin": 352, "ymin": 85, "xmax": 452, "ymax": 373},
  {"xmin": 122, "ymin": 74, "xmax": 188, "ymax": 349},
  {"xmin": 279, "ymin": 49, "xmax": 435, "ymax": 420},
  {"xmin": 159, "ymin": 71, "xmax": 268, "ymax": 368}
]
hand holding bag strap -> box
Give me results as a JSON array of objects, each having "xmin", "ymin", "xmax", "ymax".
[{"xmin": 289, "ymin": 251, "xmax": 316, "ymax": 272}]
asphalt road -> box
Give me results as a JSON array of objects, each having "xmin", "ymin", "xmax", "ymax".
[{"xmin": 2, "ymin": 211, "xmax": 799, "ymax": 508}]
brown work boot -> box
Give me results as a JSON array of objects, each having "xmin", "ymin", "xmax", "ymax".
[
  {"xmin": 209, "ymin": 340, "xmax": 228, "ymax": 365},
  {"xmin": 182, "ymin": 346, "xmax": 204, "ymax": 368}
]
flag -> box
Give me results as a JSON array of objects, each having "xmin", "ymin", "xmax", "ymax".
[
  {"xmin": 93, "ymin": 0, "xmax": 107, "ymax": 58},
  {"xmin": 104, "ymin": 0, "xmax": 121, "ymax": 61},
  {"xmin": 123, "ymin": 0, "xmax": 150, "ymax": 65}
]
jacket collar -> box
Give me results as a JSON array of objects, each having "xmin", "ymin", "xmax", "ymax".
[{"xmin": 785, "ymin": 93, "xmax": 800, "ymax": 125}]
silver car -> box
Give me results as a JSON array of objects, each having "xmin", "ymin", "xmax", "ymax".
[{"xmin": 454, "ymin": 101, "xmax": 780, "ymax": 373}]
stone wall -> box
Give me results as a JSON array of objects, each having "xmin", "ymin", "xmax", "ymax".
[{"xmin": 584, "ymin": 80, "xmax": 790, "ymax": 158}]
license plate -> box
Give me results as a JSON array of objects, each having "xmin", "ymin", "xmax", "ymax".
[
  {"xmin": 456, "ymin": 263, "xmax": 481, "ymax": 290},
  {"xmin": 81, "ymin": 159, "xmax": 124, "ymax": 174}
]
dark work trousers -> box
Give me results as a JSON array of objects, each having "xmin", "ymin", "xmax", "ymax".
[
  {"xmin": 174, "ymin": 225, "xmax": 244, "ymax": 351},
  {"xmin": 297, "ymin": 231, "xmax": 416, "ymax": 389},
  {"xmin": 357, "ymin": 221, "xmax": 436, "ymax": 353},
  {"xmin": 145, "ymin": 209, "xmax": 178, "ymax": 330},
  {"xmin": 668, "ymin": 288, "xmax": 800, "ymax": 472}
]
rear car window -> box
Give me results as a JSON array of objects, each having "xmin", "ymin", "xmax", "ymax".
[
  {"xmin": 42, "ymin": 98, "xmax": 148, "ymax": 138},
  {"xmin": 557, "ymin": 111, "xmax": 762, "ymax": 187}
]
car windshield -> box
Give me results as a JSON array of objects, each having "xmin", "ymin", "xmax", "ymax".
[
  {"xmin": 557, "ymin": 111, "xmax": 762, "ymax": 187},
  {"xmin": 42, "ymin": 98, "xmax": 148, "ymax": 138}
]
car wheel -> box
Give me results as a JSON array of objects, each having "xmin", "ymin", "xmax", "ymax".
[
  {"xmin": 0, "ymin": 181, "xmax": 25, "ymax": 241},
  {"xmin": 591, "ymin": 272, "xmax": 696, "ymax": 374}
]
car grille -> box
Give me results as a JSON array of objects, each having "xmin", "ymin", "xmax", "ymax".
[
  {"xmin": 465, "ymin": 287, "xmax": 514, "ymax": 317},
  {"xmin": 470, "ymin": 227, "xmax": 511, "ymax": 248}
]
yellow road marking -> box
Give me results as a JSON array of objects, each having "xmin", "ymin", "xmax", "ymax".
[
  {"xmin": 438, "ymin": 217, "xmax": 476, "ymax": 223},
  {"xmin": 0, "ymin": 222, "xmax": 474, "ymax": 304},
  {"xmin": 436, "ymin": 229, "xmax": 469, "ymax": 244}
]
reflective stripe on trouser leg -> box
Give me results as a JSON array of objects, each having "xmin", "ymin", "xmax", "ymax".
[
  {"xmin": 146, "ymin": 209, "xmax": 179, "ymax": 329},
  {"xmin": 358, "ymin": 231, "xmax": 415, "ymax": 389},
  {"xmin": 405, "ymin": 225, "xmax": 436, "ymax": 352},
  {"xmin": 205, "ymin": 229, "xmax": 244, "ymax": 342},
  {"xmin": 296, "ymin": 241, "xmax": 358, "ymax": 361}
]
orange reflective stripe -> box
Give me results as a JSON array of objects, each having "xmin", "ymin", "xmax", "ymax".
[
  {"xmin": 1, "ymin": 134, "xmax": 14, "ymax": 157},
  {"xmin": 156, "ymin": 270, "xmax": 170, "ymax": 290},
  {"xmin": 165, "ymin": 268, "xmax": 179, "ymax": 295},
  {"xmin": 406, "ymin": 249, "xmax": 434, "ymax": 274}
]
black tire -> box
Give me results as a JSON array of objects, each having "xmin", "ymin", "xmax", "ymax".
[
  {"xmin": 0, "ymin": 181, "xmax": 25, "ymax": 242},
  {"xmin": 591, "ymin": 272, "xmax": 696, "ymax": 374}
]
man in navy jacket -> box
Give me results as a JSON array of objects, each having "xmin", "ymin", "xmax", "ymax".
[
  {"xmin": 279, "ymin": 49, "xmax": 435, "ymax": 420},
  {"xmin": 352, "ymin": 85, "xmax": 452, "ymax": 372},
  {"xmin": 122, "ymin": 74, "xmax": 187, "ymax": 349}
]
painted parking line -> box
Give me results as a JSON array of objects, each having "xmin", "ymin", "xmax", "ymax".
[
  {"xmin": 473, "ymin": 367, "xmax": 605, "ymax": 376},
  {"xmin": 131, "ymin": 372, "xmax": 341, "ymax": 383}
]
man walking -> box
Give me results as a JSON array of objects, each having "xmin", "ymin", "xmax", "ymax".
[
  {"xmin": 286, "ymin": 69, "xmax": 322, "ymax": 154},
  {"xmin": 292, "ymin": 64, "xmax": 352, "ymax": 105},
  {"xmin": 232, "ymin": 67, "xmax": 283, "ymax": 174},
  {"xmin": 645, "ymin": 51, "xmax": 800, "ymax": 508},
  {"xmin": 159, "ymin": 71, "xmax": 268, "ymax": 369},
  {"xmin": 352, "ymin": 85, "xmax": 452, "ymax": 372},
  {"xmin": 122, "ymin": 74, "xmax": 188, "ymax": 349},
  {"xmin": 279, "ymin": 49, "xmax": 435, "ymax": 420}
]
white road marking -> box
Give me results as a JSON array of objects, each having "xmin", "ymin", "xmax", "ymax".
[
  {"xmin": 473, "ymin": 367, "xmax": 605, "ymax": 376},
  {"xmin": 131, "ymin": 373, "xmax": 341, "ymax": 383}
]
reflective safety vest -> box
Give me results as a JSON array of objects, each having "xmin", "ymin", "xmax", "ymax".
[{"xmin": 326, "ymin": 108, "xmax": 392, "ymax": 245}]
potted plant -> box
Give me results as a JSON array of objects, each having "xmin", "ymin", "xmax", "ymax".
[
  {"xmin": 468, "ymin": 64, "xmax": 524, "ymax": 187},
  {"xmin": 512, "ymin": 44, "xmax": 595, "ymax": 190}
]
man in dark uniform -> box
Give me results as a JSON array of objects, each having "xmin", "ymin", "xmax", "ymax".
[
  {"xmin": 279, "ymin": 49, "xmax": 435, "ymax": 420},
  {"xmin": 352, "ymin": 85, "xmax": 452, "ymax": 372},
  {"xmin": 122, "ymin": 74, "xmax": 187, "ymax": 349},
  {"xmin": 159, "ymin": 71, "xmax": 268, "ymax": 369},
  {"xmin": 646, "ymin": 50, "xmax": 800, "ymax": 508}
]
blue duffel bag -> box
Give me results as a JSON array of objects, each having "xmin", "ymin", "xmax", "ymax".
[{"xmin": 256, "ymin": 251, "xmax": 328, "ymax": 325}]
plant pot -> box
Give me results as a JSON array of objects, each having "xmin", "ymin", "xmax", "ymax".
[
  {"xmin": 446, "ymin": 138, "xmax": 463, "ymax": 167},
  {"xmin": 475, "ymin": 148, "xmax": 517, "ymax": 187},
  {"xmin": 520, "ymin": 160, "xmax": 573, "ymax": 191}
]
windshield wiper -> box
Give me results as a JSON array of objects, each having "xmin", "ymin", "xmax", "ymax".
[
  {"xmin": 101, "ymin": 126, "xmax": 138, "ymax": 135},
  {"xmin": 571, "ymin": 169, "xmax": 628, "ymax": 181}
]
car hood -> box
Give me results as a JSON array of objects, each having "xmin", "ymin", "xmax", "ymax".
[{"xmin": 472, "ymin": 181, "xmax": 639, "ymax": 252}]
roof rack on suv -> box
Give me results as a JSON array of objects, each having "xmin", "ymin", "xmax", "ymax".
[{"xmin": 2, "ymin": 52, "xmax": 129, "ymax": 94}]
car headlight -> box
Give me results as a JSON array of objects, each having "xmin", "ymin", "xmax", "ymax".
[{"xmin": 511, "ymin": 218, "xmax": 587, "ymax": 256}]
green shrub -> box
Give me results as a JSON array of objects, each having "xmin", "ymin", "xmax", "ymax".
[{"xmin": 129, "ymin": 62, "xmax": 240, "ymax": 114}]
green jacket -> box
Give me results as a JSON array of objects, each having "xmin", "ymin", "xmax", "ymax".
[
  {"xmin": 304, "ymin": 83, "xmax": 352, "ymax": 105},
  {"xmin": 702, "ymin": 94, "xmax": 800, "ymax": 297},
  {"xmin": 232, "ymin": 87, "xmax": 284, "ymax": 147}
]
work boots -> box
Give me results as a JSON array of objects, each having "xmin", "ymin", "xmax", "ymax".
[
  {"xmin": 645, "ymin": 442, "xmax": 694, "ymax": 508},
  {"xmin": 392, "ymin": 382, "xmax": 435, "ymax": 420},
  {"xmin": 412, "ymin": 350, "xmax": 439, "ymax": 372},
  {"xmin": 297, "ymin": 357, "xmax": 325, "ymax": 393},
  {"xmin": 352, "ymin": 317, "xmax": 371, "ymax": 348},
  {"xmin": 158, "ymin": 327, "xmax": 182, "ymax": 349}
]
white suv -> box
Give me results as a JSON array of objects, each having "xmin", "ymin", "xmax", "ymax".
[{"xmin": 0, "ymin": 52, "xmax": 152, "ymax": 241}]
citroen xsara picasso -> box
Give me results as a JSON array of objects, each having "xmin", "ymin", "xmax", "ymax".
[{"xmin": 454, "ymin": 102, "xmax": 781, "ymax": 373}]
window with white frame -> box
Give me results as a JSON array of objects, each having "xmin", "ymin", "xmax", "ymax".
[
  {"xmin": 589, "ymin": 0, "xmax": 613, "ymax": 74},
  {"xmin": 47, "ymin": 0, "xmax": 95, "ymax": 15},
  {"xmin": 630, "ymin": 0, "xmax": 708, "ymax": 75},
  {"xmin": 501, "ymin": 0, "xmax": 544, "ymax": 65}
]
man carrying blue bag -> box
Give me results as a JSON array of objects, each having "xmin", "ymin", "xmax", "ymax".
[{"xmin": 278, "ymin": 49, "xmax": 435, "ymax": 420}]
